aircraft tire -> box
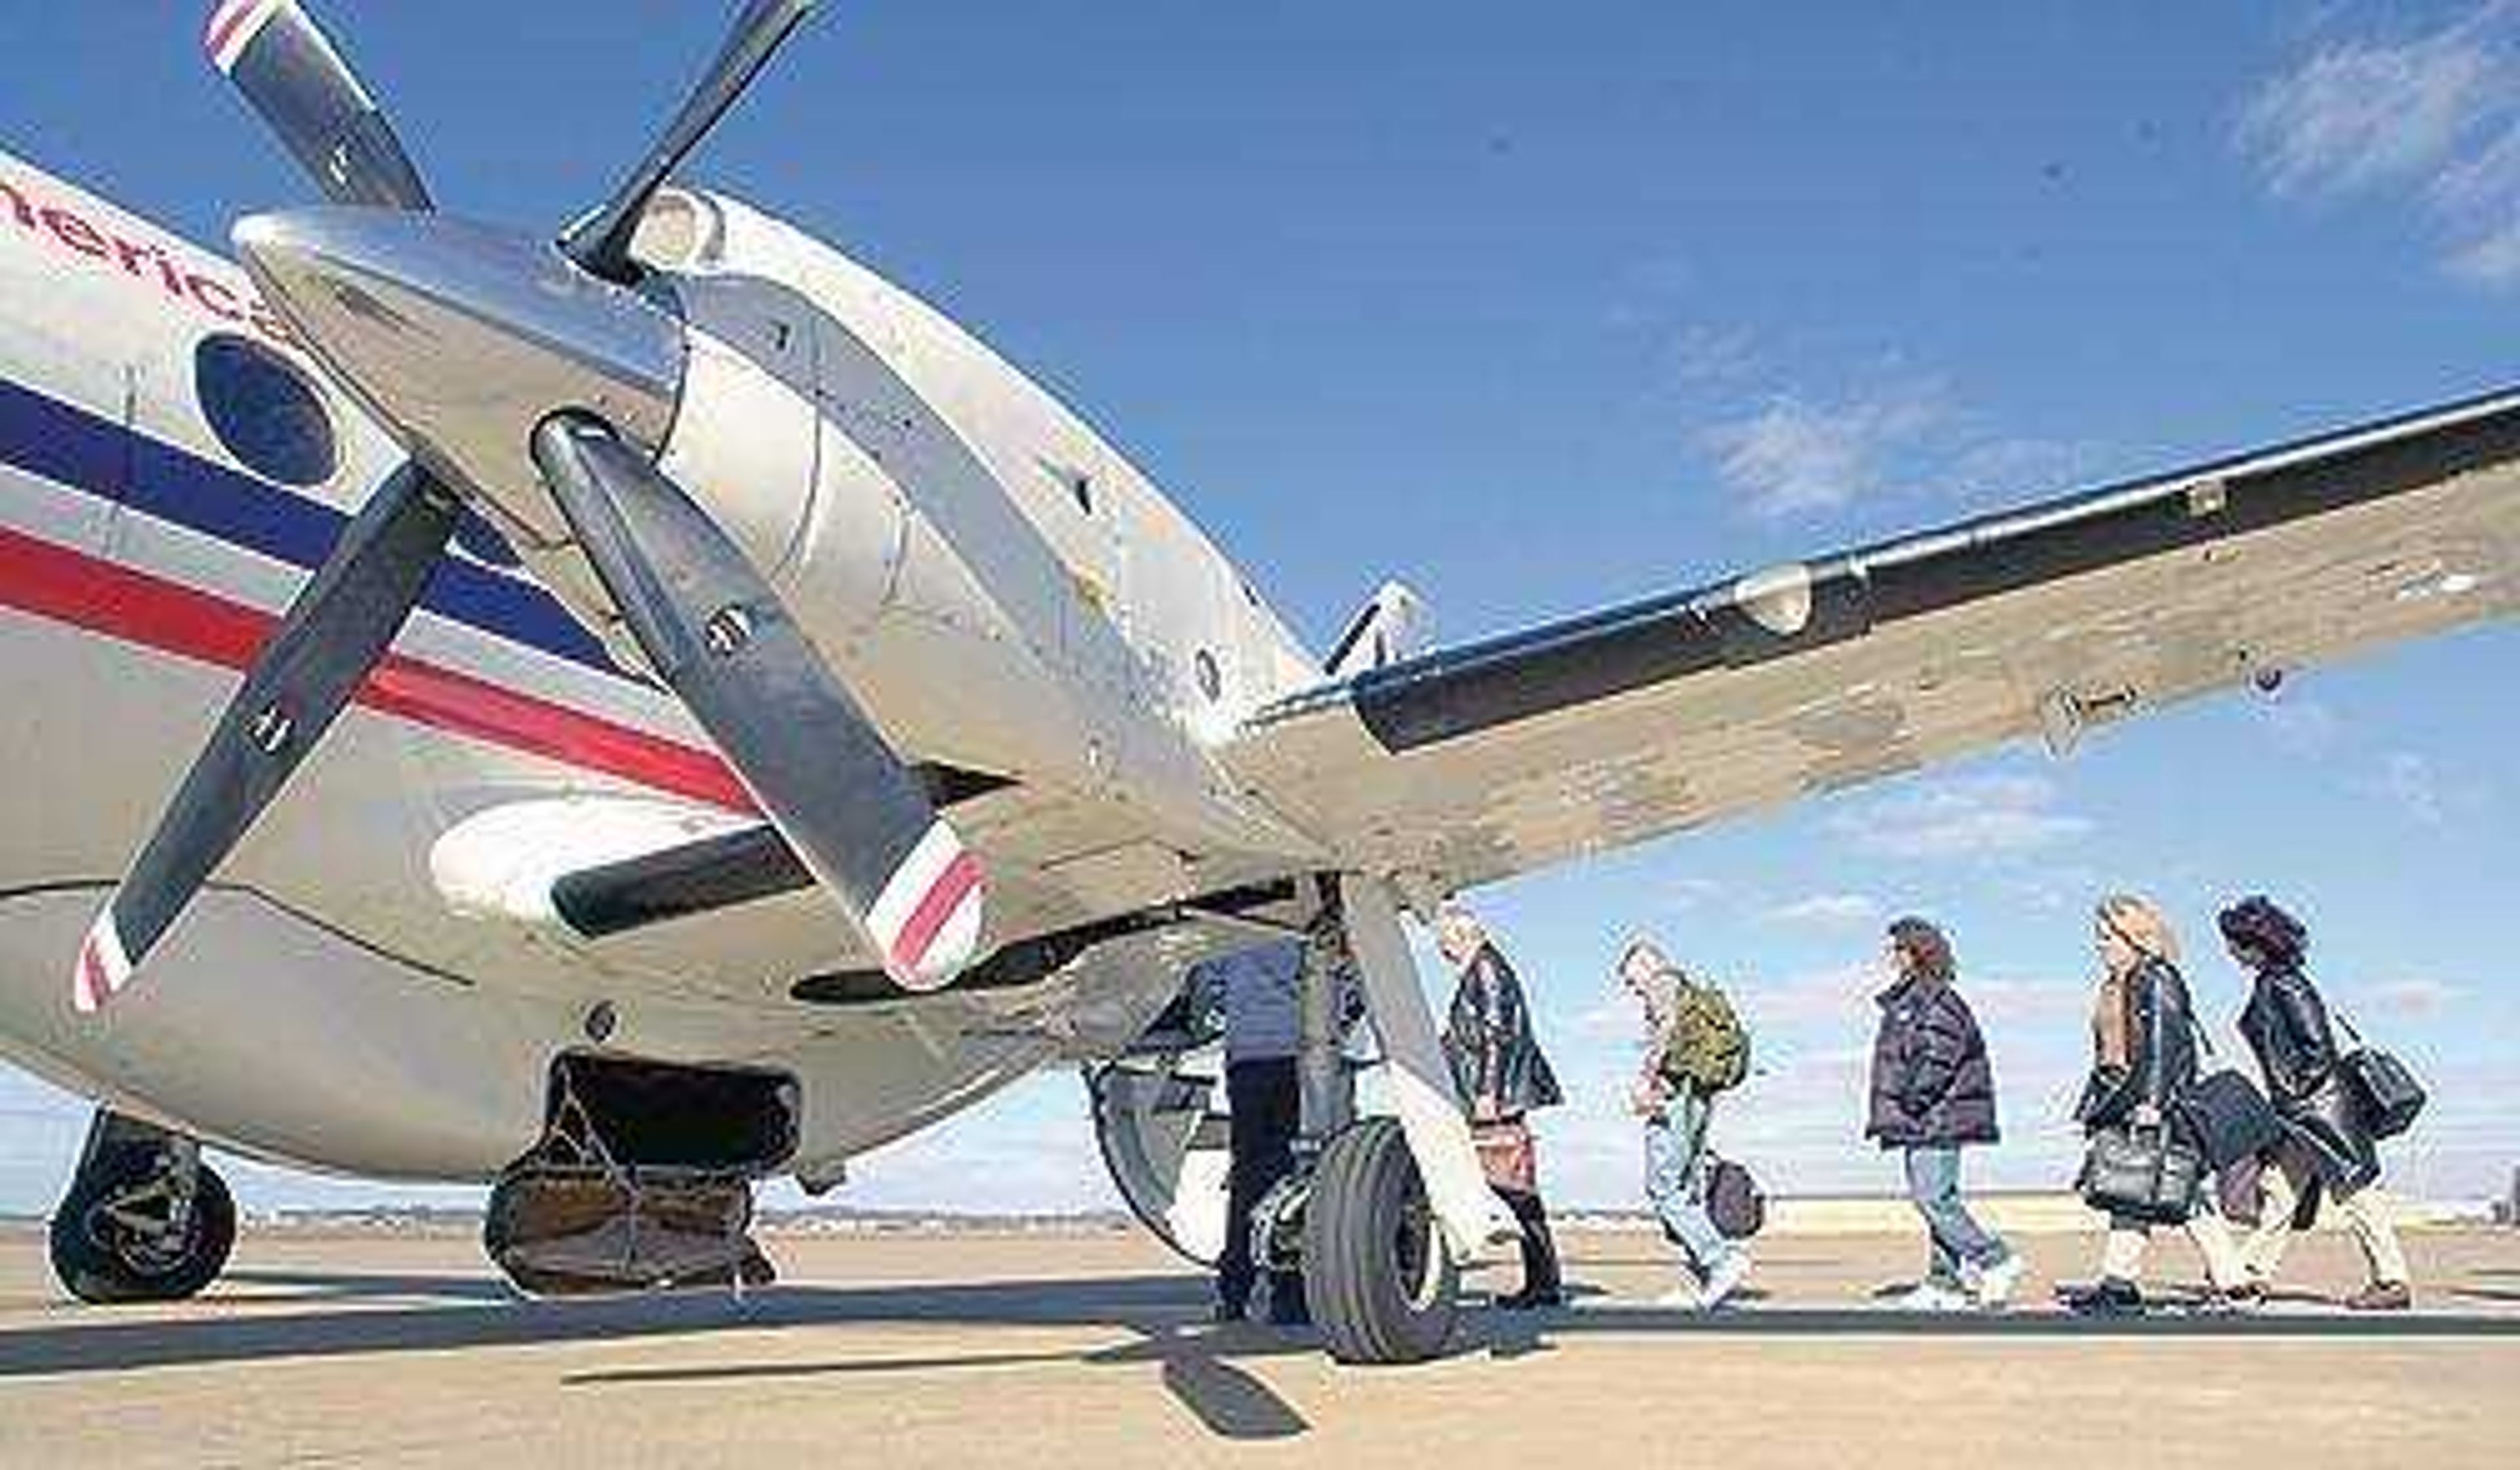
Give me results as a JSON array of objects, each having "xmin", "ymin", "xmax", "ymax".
[
  {"xmin": 1301, "ymin": 1117, "xmax": 1458, "ymax": 1364},
  {"xmin": 49, "ymin": 1150, "xmax": 236, "ymax": 1305}
]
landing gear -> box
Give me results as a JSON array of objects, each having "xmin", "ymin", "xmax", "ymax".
[
  {"xmin": 49, "ymin": 1112, "xmax": 236, "ymax": 1305},
  {"xmin": 1303, "ymin": 1117, "xmax": 1459, "ymax": 1364}
]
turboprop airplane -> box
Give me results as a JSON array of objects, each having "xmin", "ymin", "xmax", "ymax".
[{"xmin": 2, "ymin": 0, "xmax": 2515, "ymax": 1364}]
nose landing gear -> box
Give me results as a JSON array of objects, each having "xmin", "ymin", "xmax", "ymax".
[{"xmin": 48, "ymin": 1110, "xmax": 237, "ymax": 1305}]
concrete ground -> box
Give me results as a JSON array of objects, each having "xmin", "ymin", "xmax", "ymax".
[{"xmin": 1, "ymin": 1222, "xmax": 2515, "ymax": 1468}]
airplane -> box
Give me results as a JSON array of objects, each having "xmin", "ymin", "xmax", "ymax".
[{"xmin": 1, "ymin": 0, "xmax": 2513, "ymax": 1365}]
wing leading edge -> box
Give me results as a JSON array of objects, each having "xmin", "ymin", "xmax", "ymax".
[{"xmin": 1226, "ymin": 387, "xmax": 2520, "ymax": 889}]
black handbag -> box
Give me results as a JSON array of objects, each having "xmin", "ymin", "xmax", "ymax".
[
  {"xmin": 2334, "ymin": 1012, "xmax": 2426, "ymax": 1140},
  {"xmin": 2179, "ymin": 1020, "xmax": 2286, "ymax": 1168},
  {"xmin": 2080, "ymin": 1120, "xmax": 2205, "ymax": 1224},
  {"xmin": 1706, "ymin": 1156, "xmax": 1766, "ymax": 1240}
]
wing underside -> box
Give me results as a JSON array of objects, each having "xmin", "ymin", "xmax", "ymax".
[{"xmin": 1225, "ymin": 388, "xmax": 2520, "ymax": 889}]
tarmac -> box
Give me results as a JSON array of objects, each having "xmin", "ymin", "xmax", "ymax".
[{"xmin": 1, "ymin": 1220, "xmax": 2516, "ymax": 1468}]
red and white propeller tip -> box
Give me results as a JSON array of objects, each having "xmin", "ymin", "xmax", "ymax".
[
  {"xmin": 72, "ymin": 909, "xmax": 135, "ymax": 1017},
  {"xmin": 866, "ymin": 822, "xmax": 985, "ymax": 992},
  {"xmin": 205, "ymin": 0, "xmax": 289, "ymax": 75}
]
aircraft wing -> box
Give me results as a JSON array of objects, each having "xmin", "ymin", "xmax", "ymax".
[{"xmin": 1223, "ymin": 388, "xmax": 2520, "ymax": 891}]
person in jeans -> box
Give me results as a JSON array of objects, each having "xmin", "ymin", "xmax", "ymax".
[
  {"xmin": 1437, "ymin": 904, "xmax": 1566, "ymax": 1310},
  {"xmin": 2217, "ymin": 896, "xmax": 2414, "ymax": 1311},
  {"xmin": 1194, "ymin": 938, "xmax": 1310, "ymax": 1325},
  {"xmin": 2061, "ymin": 894, "xmax": 2250, "ymax": 1316},
  {"xmin": 1865, "ymin": 917, "xmax": 2026, "ymax": 1311},
  {"xmin": 1618, "ymin": 938, "xmax": 1753, "ymax": 1311}
]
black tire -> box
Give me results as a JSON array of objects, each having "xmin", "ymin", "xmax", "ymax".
[
  {"xmin": 1301, "ymin": 1118, "xmax": 1458, "ymax": 1364},
  {"xmin": 49, "ymin": 1153, "xmax": 237, "ymax": 1305}
]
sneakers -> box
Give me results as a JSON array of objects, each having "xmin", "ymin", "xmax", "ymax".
[
  {"xmin": 1702, "ymin": 1250, "xmax": 1754, "ymax": 1310},
  {"xmin": 1892, "ymin": 1281, "xmax": 1972, "ymax": 1312},
  {"xmin": 2347, "ymin": 1280, "xmax": 2414, "ymax": 1312},
  {"xmin": 1652, "ymin": 1277, "xmax": 1707, "ymax": 1310},
  {"xmin": 1971, "ymin": 1253, "xmax": 2027, "ymax": 1310}
]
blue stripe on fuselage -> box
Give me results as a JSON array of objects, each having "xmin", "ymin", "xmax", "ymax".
[{"xmin": 0, "ymin": 372, "xmax": 623, "ymax": 678}]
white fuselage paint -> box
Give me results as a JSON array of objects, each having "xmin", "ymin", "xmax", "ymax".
[{"xmin": 0, "ymin": 149, "xmax": 1328, "ymax": 1185}]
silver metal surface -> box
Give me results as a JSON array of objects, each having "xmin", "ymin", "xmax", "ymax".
[{"xmin": 233, "ymin": 207, "xmax": 685, "ymax": 545}]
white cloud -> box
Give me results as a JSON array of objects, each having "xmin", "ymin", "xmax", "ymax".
[
  {"xmin": 1700, "ymin": 383, "xmax": 1948, "ymax": 518},
  {"xmin": 2238, "ymin": 5, "xmax": 2520, "ymax": 288},
  {"xmin": 1761, "ymin": 892, "xmax": 1884, "ymax": 929},
  {"xmin": 2366, "ymin": 976, "xmax": 2469, "ymax": 1017},
  {"xmin": 1827, "ymin": 772, "xmax": 2095, "ymax": 862},
  {"xmin": 2368, "ymin": 750, "xmax": 2448, "ymax": 824}
]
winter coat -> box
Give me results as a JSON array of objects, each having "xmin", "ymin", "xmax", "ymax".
[
  {"xmin": 2076, "ymin": 957, "xmax": 2204, "ymax": 1145},
  {"xmin": 2238, "ymin": 965, "xmax": 2382, "ymax": 1194},
  {"xmin": 1442, "ymin": 944, "xmax": 1564, "ymax": 1116},
  {"xmin": 1866, "ymin": 975, "xmax": 2000, "ymax": 1148}
]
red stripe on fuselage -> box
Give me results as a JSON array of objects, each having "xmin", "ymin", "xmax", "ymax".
[{"xmin": 0, "ymin": 523, "xmax": 755, "ymax": 812}]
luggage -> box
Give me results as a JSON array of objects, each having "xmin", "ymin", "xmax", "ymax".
[
  {"xmin": 1472, "ymin": 1118, "xmax": 1538, "ymax": 1194},
  {"xmin": 2180, "ymin": 1015, "xmax": 2285, "ymax": 1168},
  {"xmin": 1660, "ymin": 980, "xmax": 1752, "ymax": 1095},
  {"xmin": 2334, "ymin": 1013, "xmax": 2427, "ymax": 1140},
  {"xmin": 1706, "ymin": 1156, "xmax": 1765, "ymax": 1240},
  {"xmin": 2078, "ymin": 1120, "xmax": 2205, "ymax": 1225},
  {"xmin": 2184, "ymin": 1069, "xmax": 2285, "ymax": 1169}
]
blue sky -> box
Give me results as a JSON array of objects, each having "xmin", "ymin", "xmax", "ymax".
[{"xmin": 1, "ymin": 2, "xmax": 2515, "ymax": 1214}]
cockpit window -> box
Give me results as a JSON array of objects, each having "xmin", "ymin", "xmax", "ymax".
[{"xmin": 194, "ymin": 333, "xmax": 337, "ymax": 488}]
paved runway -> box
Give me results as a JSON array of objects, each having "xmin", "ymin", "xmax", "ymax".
[{"xmin": 2, "ymin": 1223, "xmax": 2516, "ymax": 1467}]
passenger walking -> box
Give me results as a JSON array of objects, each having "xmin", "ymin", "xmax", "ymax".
[
  {"xmin": 2061, "ymin": 895, "xmax": 2250, "ymax": 1316},
  {"xmin": 1618, "ymin": 938, "xmax": 1754, "ymax": 1311},
  {"xmin": 1436, "ymin": 904, "xmax": 1566, "ymax": 1310},
  {"xmin": 2217, "ymin": 896, "xmax": 2414, "ymax": 1311},
  {"xmin": 1195, "ymin": 938, "xmax": 1311, "ymax": 1325},
  {"xmin": 1865, "ymin": 917, "xmax": 2025, "ymax": 1311}
]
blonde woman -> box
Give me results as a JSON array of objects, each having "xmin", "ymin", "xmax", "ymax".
[{"xmin": 2060, "ymin": 895, "xmax": 2250, "ymax": 1316}]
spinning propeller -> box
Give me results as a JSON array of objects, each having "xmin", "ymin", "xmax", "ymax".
[{"xmin": 76, "ymin": 0, "xmax": 984, "ymax": 1013}]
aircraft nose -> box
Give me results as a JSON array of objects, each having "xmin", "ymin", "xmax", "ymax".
[{"xmin": 232, "ymin": 207, "xmax": 686, "ymax": 535}]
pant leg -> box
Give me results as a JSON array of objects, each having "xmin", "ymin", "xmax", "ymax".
[
  {"xmin": 1217, "ymin": 1058, "xmax": 1299, "ymax": 1311},
  {"xmin": 2333, "ymin": 1185, "xmax": 2411, "ymax": 1286},
  {"xmin": 2243, "ymin": 1146, "xmax": 2306, "ymax": 1282},
  {"xmin": 1498, "ymin": 1186, "xmax": 1561, "ymax": 1294},
  {"xmin": 1647, "ymin": 1092, "xmax": 1729, "ymax": 1272},
  {"xmin": 2184, "ymin": 1198, "xmax": 2246, "ymax": 1292},
  {"xmin": 1906, "ymin": 1145, "xmax": 2009, "ymax": 1281},
  {"xmin": 2101, "ymin": 1217, "xmax": 2151, "ymax": 1283}
]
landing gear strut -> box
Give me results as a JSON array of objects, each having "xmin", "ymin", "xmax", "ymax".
[{"xmin": 49, "ymin": 1110, "xmax": 236, "ymax": 1305}]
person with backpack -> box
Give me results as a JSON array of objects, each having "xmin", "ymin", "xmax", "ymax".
[
  {"xmin": 1437, "ymin": 903, "xmax": 1566, "ymax": 1311},
  {"xmin": 1618, "ymin": 936, "xmax": 1754, "ymax": 1310},
  {"xmin": 1865, "ymin": 917, "xmax": 2026, "ymax": 1311},
  {"xmin": 2217, "ymin": 896, "xmax": 2414, "ymax": 1311}
]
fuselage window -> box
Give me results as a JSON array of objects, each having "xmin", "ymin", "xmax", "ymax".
[{"xmin": 194, "ymin": 333, "xmax": 338, "ymax": 488}]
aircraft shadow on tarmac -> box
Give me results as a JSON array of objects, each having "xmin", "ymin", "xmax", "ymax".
[{"xmin": 10, "ymin": 1270, "xmax": 2520, "ymax": 1443}]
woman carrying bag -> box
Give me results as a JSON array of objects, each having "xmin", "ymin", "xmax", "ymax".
[
  {"xmin": 1437, "ymin": 903, "xmax": 1566, "ymax": 1311},
  {"xmin": 2061, "ymin": 894, "xmax": 2251, "ymax": 1317},
  {"xmin": 2217, "ymin": 896, "xmax": 2414, "ymax": 1311}
]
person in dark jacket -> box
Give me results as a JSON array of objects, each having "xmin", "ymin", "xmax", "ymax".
[
  {"xmin": 1437, "ymin": 903, "xmax": 1565, "ymax": 1310},
  {"xmin": 1866, "ymin": 917, "xmax": 2023, "ymax": 1310},
  {"xmin": 2218, "ymin": 896, "xmax": 2412, "ymax": 1311},
  {"xmin": 2061, "ymin": 894, "xmax": 2249, "ymax": 1316}
]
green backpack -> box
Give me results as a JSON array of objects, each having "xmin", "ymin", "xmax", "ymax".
[{"xmin": 1660, "ymin": 979, "xmax": 1751, "ymax": 1095}]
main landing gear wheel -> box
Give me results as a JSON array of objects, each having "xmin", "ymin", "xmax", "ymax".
[
  {"xmin": 1302, "ymin": 1117, "xmax": 1459, "ymax": 1364},
  {"xmin": 49, "ymin": 1140, "xmax": 237, "ymax": 1305}
]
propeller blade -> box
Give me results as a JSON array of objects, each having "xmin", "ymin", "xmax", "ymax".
[
  {"xmin": 75, "ymin": 464, "xmax": 461, "ymax": 1013},
  {"xmin": 561, "ymin": 0, "xmax": 817, "ymax": 282},
  {"xmin": 528, "ymin": 414, "xmax": 984, "ymax": 990},
  {"xmin": 205, "ymin": 0, "xmax": 434, "ymax": 211}
]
